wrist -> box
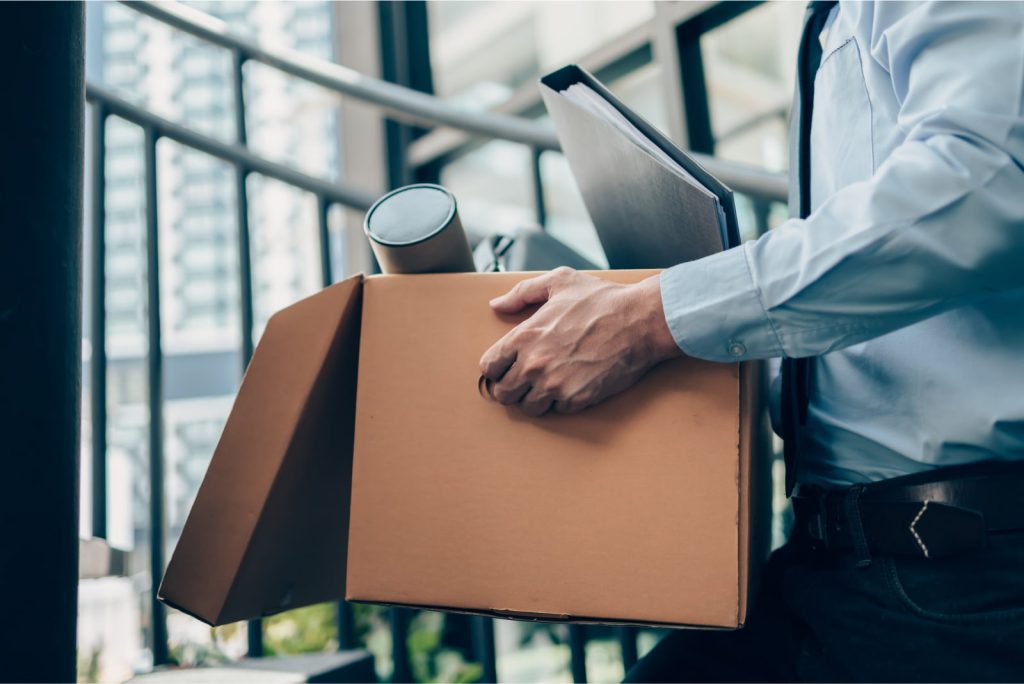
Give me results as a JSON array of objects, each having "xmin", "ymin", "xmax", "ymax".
[{"xmin": 632, "ymin": 274, "xmax": 683, "ymax": 362}]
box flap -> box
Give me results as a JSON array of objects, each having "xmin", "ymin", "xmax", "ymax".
[{"xmin": 159, "ymin": 275, "xmax": 363, "ymax": 625}]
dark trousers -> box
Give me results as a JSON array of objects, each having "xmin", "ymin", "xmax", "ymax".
[{"xmin": 624, "ymin": 530, "xmax": 1024, "ymax": 682}]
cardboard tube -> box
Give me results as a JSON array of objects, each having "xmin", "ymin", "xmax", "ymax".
[{"xmin": 363, "ymin": 183, "xmax": 476, "ymax": 274}]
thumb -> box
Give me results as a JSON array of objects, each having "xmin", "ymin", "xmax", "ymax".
[{"xmin": 489, "ymin": 271, "xmax": 557, "ymax": 314}]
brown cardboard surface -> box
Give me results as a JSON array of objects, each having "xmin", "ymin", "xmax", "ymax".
[
  {"xmin": 159, "ymin": 275, "xmax": 363, "ymax": 625},
  {"xmin": 161, "ymin": 268, "xmax": 768, "ymax": 629},
  {"xmin": 347, "ymin": 270, "xmax": 753, "ymax": 628}
]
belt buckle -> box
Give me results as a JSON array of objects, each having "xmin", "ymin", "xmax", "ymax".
[{"xmin": 807, "ymin": 504, "xmax": 829, "ymax": 551}]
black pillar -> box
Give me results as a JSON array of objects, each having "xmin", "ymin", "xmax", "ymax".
[
  {"xmin": 378, "ymin": 0, "xmax": 434, "ymax": 188},
  {"xmin": 0, "ymin": 2, "xmax": 85, "ymax": 682}
]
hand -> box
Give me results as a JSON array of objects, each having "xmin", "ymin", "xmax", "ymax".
[{"xmin": 479, "ymin": 267, "xmax": 682, "ymax": 416}]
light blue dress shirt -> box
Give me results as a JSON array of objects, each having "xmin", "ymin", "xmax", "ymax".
[{"xmin": 660, "ymin": 1, "xmax": 1024, "ymax": 488}]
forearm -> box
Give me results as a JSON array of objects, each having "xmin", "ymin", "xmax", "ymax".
[{"xmin": 662, "ymin": 135, "xmax": 1024, "ymax": 362}]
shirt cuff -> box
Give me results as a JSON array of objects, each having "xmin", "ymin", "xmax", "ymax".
[{"xmin": 659, "ymin": 244, "xmax": 784, "ymax": 362}]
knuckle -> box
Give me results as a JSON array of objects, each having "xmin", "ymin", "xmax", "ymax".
[
  {"xmin": 513, "ymin": 326, "xmax": 537, "ymax": 344},
  {"xmin": 572, "ymin": 388, "xmax": 597, "ymax": 409},
  {"xmin": 518, "ymin": 357, "xmax": 543, "ymax": 378},
  {"xmin": 542, "ymin": 380, "xmax": 565, "ymax": 399}
]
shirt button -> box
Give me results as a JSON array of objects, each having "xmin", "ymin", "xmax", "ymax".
[{"xmin": 728, "ymin": 341, "xmax": 746, "ymax": 357}]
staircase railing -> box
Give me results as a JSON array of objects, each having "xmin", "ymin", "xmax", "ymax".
[{"xmin": 85, "ymin": 0, "xmax": 788, "ymax": 679}]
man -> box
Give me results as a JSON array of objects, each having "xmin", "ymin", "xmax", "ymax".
[{"xmin": 479, "ymin": 1, "xmax": 1024, "ymax": 681}]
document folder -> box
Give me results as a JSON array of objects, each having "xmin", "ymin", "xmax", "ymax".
[{"xmin": 540, "ymin": 64, "xmax": 740, "ymax": 269}]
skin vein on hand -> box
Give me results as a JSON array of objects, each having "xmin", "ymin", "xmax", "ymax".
[{"xmin": 478, "ymin": 267, "xmax": 682, "ymax": 416}]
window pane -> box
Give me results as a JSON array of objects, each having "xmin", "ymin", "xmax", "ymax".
[
  {"xmin": 701, "ymin": 2, "xmax": 805, "ymax": 171},
  {"xmin": 440, "ymin": 141, "xmax": 535, "ymax": 240},
  {"xmin": 428, "ymin": 1, "xmax": 655, "ymax": 109},
  {"xmin": 84, "ymin": 2, "xmax": 340, "ymax": 677},
  {"xmin": 247, "ymin": 174, "xmax": 323, "ymax": 338},
  {"xmin": 539, "ymin": 151, "xmax": 606, "ymax": 268},
  {"xmin": 157, "ymin": 142, "xmax": 241, "ymax": 354},
  {"xmin": 243, "ymin": 60, "xmax": 341, "ymax": 182}
]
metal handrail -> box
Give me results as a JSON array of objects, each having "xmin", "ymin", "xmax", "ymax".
[
  {"xmin": 125, "ymin": 0, "xmax": 557, "ymax": 148},
  {"xmin": 86, "ymin": 83, "xmax": 378, "ymax": 211},
  {"xmin": 122, "ymin": 0, "xmax": 788, "ymax": 203}
]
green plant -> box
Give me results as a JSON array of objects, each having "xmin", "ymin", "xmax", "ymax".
[
  {"xmin": 168, "ymin": 639, "xmax": 230, "ymax": 669},
  {"xmin": 263, "ymin": 602, "xmax": 338, "ymax": 656},
  {"xmin": 77, "ymin": 645, "xmax": 102, "ymax": 683},
  {"xmin": 407, "ymin": 611, "xmax": 482, "ymax": 684}
]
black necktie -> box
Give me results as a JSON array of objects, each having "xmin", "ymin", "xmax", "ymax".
[{"xmin": 781, "ymin": 0, "xmax": 837, "ymax": 496}]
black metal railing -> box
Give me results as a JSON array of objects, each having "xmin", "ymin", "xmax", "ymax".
[
  {"xmin": 85, "ymin": 1, "xmax": 788, "ymax": 680},
  {"xmin": 86, "ymin": 83, "xmax": 376, "ymax": 665}
]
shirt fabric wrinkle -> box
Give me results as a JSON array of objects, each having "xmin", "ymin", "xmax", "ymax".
[{"xmin": 658, "ymin": 0, "xmax": 1024, "ymax": 487}]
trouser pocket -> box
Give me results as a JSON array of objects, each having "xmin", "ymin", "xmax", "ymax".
[{"xmin": 881, "ymin": 532, "xmax": 1024, "ymax": 623}]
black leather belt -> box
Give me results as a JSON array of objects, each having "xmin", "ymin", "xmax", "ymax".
[{"xmin": 791, "ymin": 461, "xmax": 1024, "ymax": 559}]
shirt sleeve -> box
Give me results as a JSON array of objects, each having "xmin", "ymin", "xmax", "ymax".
[{"xmin": 661, "ymin": 1, "xmax": 1024, "ymax": 363}]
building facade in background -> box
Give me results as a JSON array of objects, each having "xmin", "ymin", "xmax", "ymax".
[{"xmin": 80, "ymin": 3, "xmax": 337, "ymax": 679}]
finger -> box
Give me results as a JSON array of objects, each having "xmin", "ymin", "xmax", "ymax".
[
  {"xmin": 477, "ymin": 375, "xmax": 495, "ymax": 401},
  {"xmin": 479, "ymin": 336, "xmax": 517, "ymax": 381},
  {"xmin": 490, "ymin": 363, "xmax": 530, "ymax": 405},
  {"xmin": 519, "ymin": 386, "xmax": 555, "ymax": 417},
  {"xmin": 489, "ymin": 355, "xmax": 529, "ymax": 404},
  {"xmin": 489, "ymin": 270, "xmax": 561, "ymax": 314}
]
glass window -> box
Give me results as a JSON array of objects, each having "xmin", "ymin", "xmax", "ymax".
[
  {"xmin": 243, "ymin": 61, "xmax": 342, "ymax": 182},
  {"xmin": 700, "ymin": 2, "xmax": 805, "ymax": 172},
  {"xmin": 246, "ymin": 174, "xmax": 323, "ymax": 339},
  {"xmin": 605, "ymin": 60, "xmax": 669, "ymax": 136},
  {"xmin": 157, "ymin": 142, "xmax": 240, "ymax": 353},
  {"xmin": 439, "ymin": 140, "xmax": 536, "ymax": 241},
  {"xmin": 539, "ymin": 151, "xmax": 606, "ymax": 267},
  {"xmin": 428, "ymin": 1, "xmax": 655, "ymax": 110},
  {"xmin": 84, "ymin": 2, "xmax": 340, "ymax": 676}
]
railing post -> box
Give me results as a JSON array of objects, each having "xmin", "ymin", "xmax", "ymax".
[
  {"xmin": 568, "ymin": 625, "xmax": 587, "ymax": 683},
  {"xmin": 91, "ymin": 104, "xmax": 109, "ymax": 540},
  {"xmin": 144, "ymin": 125, "xmax": 171, "ymax": 666},
  {"xmin": 232, "ymin": 49, "xmax": 248, "ymax": 145},
  {"xmin": 752, "ymin": 197, "xmax": 773, "ymax": 238},
  {"xmin": 336, "ymin": 600, "xmax": 357, "ymax": 651},
  {"xmin": 236, "ymin": 168, "xmax": 255, "ymax": 368},
  {"xmin": 471, "ymin": 617, "xmax": 498, "ymax": 683},
  {"xmin": 530, "ymin": 147, "xmax": 547, "ymax": 229},
  {"xmin": 232, "ymin": 49, "xmax": 256, "ymax": 366},
  {"xmin": 619, "ymin": 626, "xmax": 639, "ymax": 673},
  {"xmin": 246, "ymin": 620, "xmax": 264, "ymax": 660},
  {"xmin": 317, "ymin": 195, "xmax": 334, "ymax": 287},
  {"xmin": 390, "ymin": 608, "xmax": 413, "ymax": 683},
  {"xmin": 231, "ymin": 46, "xmax": 265, "ymax": 659}
]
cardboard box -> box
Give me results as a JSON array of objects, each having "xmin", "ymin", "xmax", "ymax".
[{"xmin": 159, "ymin": 270, "xmax": 770, "ymax": 629}]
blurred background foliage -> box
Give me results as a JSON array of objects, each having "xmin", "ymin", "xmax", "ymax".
[{"xmin": 141, "ymin": 601, "xmax": 659, "ymax": 682}]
